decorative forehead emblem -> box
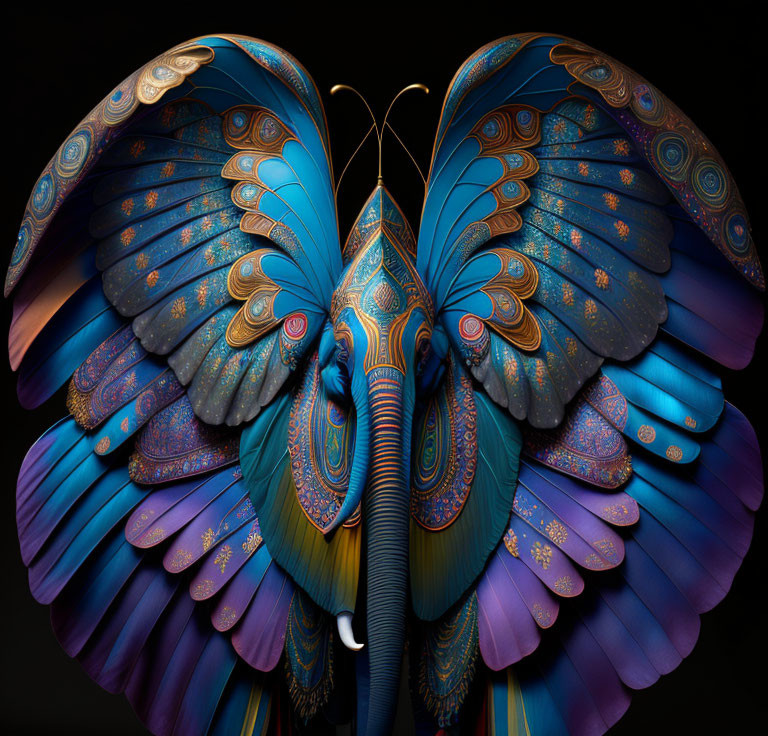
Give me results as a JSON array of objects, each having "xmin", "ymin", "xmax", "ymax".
[
  {"xmin": 331, "ymin": 225, "xmax": 432, "ymax": 326},
  {"xmin": 330, "ymin": 207, "xmax": 434, "ymax": 373}
]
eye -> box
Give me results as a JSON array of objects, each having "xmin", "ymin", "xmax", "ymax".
[
  {"xmin": 321, "ymin": 339, "xmax": 352, "ymax": 405},
  {"xmin": 415, "ymin": 336, "xmax": 431, "ymax": 376},
  {"xmin": 416, "ymin": 328, "xmax": 448, "ymax": 396},
  {"xmin": 335, "ymin": 337, "xmax": 350, "ymax": 365}
]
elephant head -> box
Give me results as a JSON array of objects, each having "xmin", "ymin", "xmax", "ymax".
[{"xmin": 318, "ymin": 185, "xmax": 433, "ymax": 734}]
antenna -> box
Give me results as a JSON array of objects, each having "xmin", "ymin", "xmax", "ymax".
[{"xmin": 331, "ymin": 83, "xmax": 428, "ymax": 194}]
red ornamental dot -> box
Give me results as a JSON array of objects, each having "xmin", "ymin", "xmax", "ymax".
[
  {"xmin": 459, "ymin": 314, "xmax": 484, "ymax": 340},
  {"xmin": 284, "ymin": 313, "xmax": 308, "ymax": 339}
]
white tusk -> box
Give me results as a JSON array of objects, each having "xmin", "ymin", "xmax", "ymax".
[{"xmin": 336, "ymin": 611, "xmax": 364, "ymax": 651}]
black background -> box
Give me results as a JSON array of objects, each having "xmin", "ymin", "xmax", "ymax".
[{"xmin": 4, "ymin": 5, "xmax": 766, "ymax": 735}]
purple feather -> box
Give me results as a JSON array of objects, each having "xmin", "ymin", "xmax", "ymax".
[
  {"xmin": 507, "ymin": 515, "xmax": 584, "ymax": 597},
  {"xmin": 231, "ymin": 563, "xmax": 293, "ymax": 671},
  {"xmin": 51, "ymin": 537, "xmax": 144, "ymax": 657},
  {"xmin": 524, "ymin": 461, "xmax": 639, "ymax": 526},
  {"xmin": 160, "ymin": 482, "xmax": 247, "ymax": 574},
  {"xmin": 125, "ymin": 470, "xmax": 235, "ymax": 548},
  {"xmin": 557, "ymin": 620, "xmax": 630, "ymax": 730},
  {"xmin": 16, "ymin": 418, "xmax": 68, "ymax": 509},
  {"xmin": 620, "ymin": 539, "xmax": 700, "ymax": 660},
  {"xmin": 210, "ymin": 547, "xmax": 272, "ymax": 632},
  {"xmin": 477, "ymin": 548, "xmax": 548, "ymax": 669},
  {"xmin": 79, "ymin": 565, "xmax": 179, "ymax": 694},
  {"xmin": 125, "ymin": 592, "xmax": 197, "ymax": 723},
  {"xmin": 575, "ymin": 596, "xmax": 660, "ymax": 690},
  {"xmin": 708, "ymin": 403, "xmax": 763, "ymax": 510},
  {"xmin": 142, "ymin": 612, "xmax": 212, "ymax": 736},
  {"xmin": 189, "ymin": 518, "xmax": 262, "ymax": 601},
  {"xmin": 516, "ymin": 467, "xmax": 626, "ymax": 570}
]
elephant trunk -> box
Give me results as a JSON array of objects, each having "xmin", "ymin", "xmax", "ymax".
[{"xmin": 363, "ymin": 365, "xmax": 408, "ymax": 736}]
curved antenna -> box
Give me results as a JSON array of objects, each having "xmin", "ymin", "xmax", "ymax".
[
  {"xmin": 331, "ymin": 84, "xmax": 380, "ymax": 138},
  {"xmin": 381, "ymin": 84, "xmax": 429, "ymax": 131},
  {"xmin": 333, "ymin": 123, "xmax": 376, "ymax": 196},
  {"xmin": 381, "ymin": 83, "xmax": 429, "ymax": 189},
  {"xmin": 384, "ymin": 121, "xmax": 427, "ymax": 190},
  {"xmin": 331, "ymin": 85, "xmax": 380, "ymax": 194},
  {"xmin": 330, "ymin": 83, "xmax": 429, "ymax": 188}
]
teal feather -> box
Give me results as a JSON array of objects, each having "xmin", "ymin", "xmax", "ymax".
[
  {"xmin": 207, "ymin": 665, "xmax": 271, "ymax": 736},
  {"xmin": 18, "ymin": 278, "xmax": 123, "ymax": 408}
]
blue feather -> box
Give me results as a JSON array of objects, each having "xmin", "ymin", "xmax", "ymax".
[{"xmin": 18, "ymin": 279, "xmax": 123, "ymax": 408}]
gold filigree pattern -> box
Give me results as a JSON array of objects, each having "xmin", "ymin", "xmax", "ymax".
[
  {"xmin": 219, "ymin": 105, "xmax": 299, "ymax": 252},
  {"xmin": 476, "ymin": 248, "xmax": 541, "ymax": 351},
  {"xmin": 191, "ymin": 579, "xmax": 216, "ymax": 599},
  {"xmin": 201, "ymin": 528, "xmax": 215, "ymax": 552},
  {"xmin": 242, "ymin": 529, "xmax": 263, "ymax": 555},
  {"xmin": 213, "ymin": 544, "xmax": 233, "ymax": 573},
  {"xmin": 550, "ymin": 39, "xmax": 763, "ymax": 288},
  {"xmin": 531, "ymin": 541, "xmax": 553, "ymax": 569},
  {"xmin": 666, "ymin": 445, "xmax": 683, "ymax": 462},
  {"xmin": 330, "ymin": 193, "xmax": 434, "ymax": 374},
  {"xmin": 226, "ymin": 249, "xmax": 285, "ymax": 347},
  {"xmin": 458, "ymin": 105, "xmax": 542, "ymax": 242},
  {"xmin": 637, "ymin": 424, "xmax": 656, "ymax": 444},
  {"xmin": 545, "ymin": 519, "xmax": 568, "ymax": 545},
  {"xmin": 503, "ymin": 529, "xmax": 519, "ymax": 557},
  {"xmin": 167, "ymin": 548, "xmax": 194, "ymax": 572},
  {"xmin": 554, "ymin": 575, "xmax": 574, "ymax": 595},
  {"xmin": 216, "ymin": 606, "xmax": 238, "ymax": 630},
  {"xmin": 221, "ymin": 106, "xmax": 296, "ymax": 153},
  {"xmin": 135, "ymin": 47, "xmax": 215, "ymax": 105}
]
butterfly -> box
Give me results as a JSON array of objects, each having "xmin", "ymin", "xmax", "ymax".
[{"xmin": 9, "ymin": 32, "xmax": 763, "ymax": 736}]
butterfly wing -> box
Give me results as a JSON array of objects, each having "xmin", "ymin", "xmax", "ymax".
[
  {"xmin": 411, "ymin": 34, "xmax": 763, "ymax": 732},
  {"xmin": 11, "ymin": 35, "xmax": 349, "ymax": 735}
]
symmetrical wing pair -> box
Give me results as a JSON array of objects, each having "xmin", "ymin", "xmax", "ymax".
[{"xmin": 10, "ymin": 33, "xmax": 763, "ymax": 735}]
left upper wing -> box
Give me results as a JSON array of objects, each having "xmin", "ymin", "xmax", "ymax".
[{"xmin": 10, "ymin": 35, "xmax": 339, "ymax": 424}]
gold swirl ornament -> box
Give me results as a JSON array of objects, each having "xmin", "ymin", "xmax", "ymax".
[
  {"xmin": 135, "ymin": 46, "xmax": 215, "ymax": 105},
  {"xmin": 480, "ymin": 249, "xmax": 541, "ymax": 351},
  {"xmin": 225, "ymin": 249, "xmax": 285, "ymax": 348}
]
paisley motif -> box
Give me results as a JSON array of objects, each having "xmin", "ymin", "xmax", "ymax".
[
  {"xmin": 479, "ymin": 248, "xmax": 540, "ymax": 351},
  {"xmin": 415, "ymin": 593, "xmax": 479, "ymax": 727},
  {"xmin": 523, "ymin": 396, "xmax": 631, "ymax": 488},
  {"xmin": 288, "ymin": 354, "xmax": 358, "ymax": 531},
  {"xmin": 222, "ymin": 106, "xmax": 296, "ymax": 152},
  {"xmin": 411, "ymin": 357, "xmax": 477, "ymax": 530},
  {"xmin": 6, "ymin": 42, "xmax": 214, "ymax": 296},
  {"xmin": 226, "ymin": 248, "xmax": 284, "ymax": 347},
  {"xmin": 551, "ymin": 39, "xmax": 763, "ymax": 288}
]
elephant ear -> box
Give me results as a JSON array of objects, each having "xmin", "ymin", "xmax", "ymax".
[
  {"xmin": 10, "ymin": 35, "xmax": 349, "ymax": 735},
  {"xmin": 410, "ymin": 35, "xmax": 763, "ymax": 732},
  {"xmin": 410, "ymin": 352, "xmax": 521, "ymax": 620}
]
